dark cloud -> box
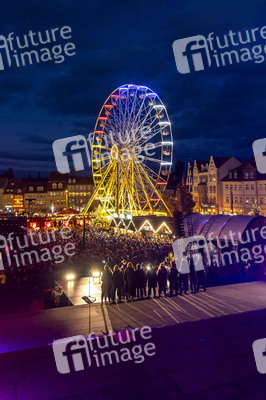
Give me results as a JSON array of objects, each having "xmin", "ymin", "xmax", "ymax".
[{"xmin": 0, "ymin": 0, "xmax": 266, "ymax": 175}]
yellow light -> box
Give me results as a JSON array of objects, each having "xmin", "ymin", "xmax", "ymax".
[
  {"xmin": 66, "ymin": 274, "xmax": 75, "ymax": 281},
  {"xmin": 138, "ymin": 220, "xmax": 155, "ymax": 232},
  {"xmin": 92, "ymin": 271, "xmax": 100, "ymax": 277},
  {"xmin": 155, "ymin": 222, "xmax": 172, "ymax": 234}
]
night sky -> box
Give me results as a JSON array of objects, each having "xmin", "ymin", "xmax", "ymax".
[{"xmin": 0, "ymin": 0, "xmax": 266, "ymax": 177}]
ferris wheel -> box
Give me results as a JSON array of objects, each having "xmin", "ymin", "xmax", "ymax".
[{"xmin": 83, "ymin": 84, "xmax": 173, "ymax": 217}]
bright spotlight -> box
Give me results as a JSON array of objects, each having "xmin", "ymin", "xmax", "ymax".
[
  {"xmin": 147, "ymin": 266, "xmax": 151, "ymax": 270},
  {"xmin": 92, "ymin": 271, "xmax": 100, "ymax": 277},
  {"xmin": 66, "ymin": 274, "xmax": 75, "ymax": 281}
]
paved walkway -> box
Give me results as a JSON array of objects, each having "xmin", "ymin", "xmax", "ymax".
[
  {"xmin": 1, "ymin": 306, "xmax": 266, "ymax": 400},
  {"xmin": 1, "ymin": 281, "xmax": 266, "ymax": 353}
]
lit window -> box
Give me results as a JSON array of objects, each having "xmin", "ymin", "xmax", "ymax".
[{"xmin": 245, "ymin": 172, "xmax": 249, "ymax": 179}]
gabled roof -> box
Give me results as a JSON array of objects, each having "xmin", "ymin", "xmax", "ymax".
[
  {"xmin": 212, "ymin": 157, "xmax": 230, "ymax": 168},
  {"xmin": 48, "ymin": 171, "xmax": 69, "ymax": 182},
  {"xmin": 221, "ymin": 158, "xmax": 266, "ymax": 181},
  {"xmin": 3, "ymin": 179, "xmax": 26, "ymax": 194}
]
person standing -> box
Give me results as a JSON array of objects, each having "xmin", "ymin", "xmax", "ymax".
[
  {"xmin": 168, "ymin": 260, "xmax": 179, "ymax": 296},
  {"xmin": 112, "ymin": 265, "xmax": 124, "ymax": 303},
  {"xmin": 178, "ymin": 256, "xmax": 189, "ymax": 295},
  {"xmin": 189, "ymin": 256, "xmax": 197, "ymax": 294},
  {"xmin": 157, "ymin": 263, "xmax": 168, "ymax": 297},
  {"xmin": 101, "ymin": 265, "xmax": 113, "ymax": 304},
  {"xmin": 147, "ymin": 265, "xmax": 157, "ymax": 298},
  {"xmin": 135, "ymin": 263, "xmax": 146, "ymax": 300},
  {"xmin": 124, "ymin": 262, "xmax": 135, "ymax": 301},
  {"xmin": 195, "ymin": 254, "xmax": 206, "ymax": 292}
]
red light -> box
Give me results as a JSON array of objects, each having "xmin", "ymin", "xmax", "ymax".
[
  {"xmin": 31, "ymin": 222, "xmax": 37, "ymax": 229},
  {"xmin": 46, "ymin": 222, "xmax": 51, "ymax": 228},
  {"xmin": 79, "ymin": 220, "xmax": 84, "ymax": 226},
  {"xmin": 64, "ymin": 221, "xmax": 69, "ymax": 226}
]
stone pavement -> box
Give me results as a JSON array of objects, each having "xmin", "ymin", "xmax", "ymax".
[
  {"xmin": 0, "ymin": 282, "xmax": 266, "ymax": 400},
  {"xmin": 1, "ymin": 281, "xmax": 266, "ymax": 353}
]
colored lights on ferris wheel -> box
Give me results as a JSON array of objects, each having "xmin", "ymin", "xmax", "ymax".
[
  {"xmin": 159, "ymin": 121, "xmax": 171, "ymax": 126},
  {"xmin": 160, "ymin": 162, "xmax": 172, "ymax": 165},
  {"xmin": 161, "ymin": 141, "xmax": 173, "ymax": 145},
  {"xmin": 153, "ymin": 104, "xmax": 165, "ymax": 109}
]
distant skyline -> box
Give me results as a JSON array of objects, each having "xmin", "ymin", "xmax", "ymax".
[{"xmin": 1, "ymin": 1, "xmax": 266, "ymax": 177}]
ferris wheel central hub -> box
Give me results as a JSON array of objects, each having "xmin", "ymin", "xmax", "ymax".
[{"xmin": 111, "ymin": 145, "xmax": 119, "ymax": 160}]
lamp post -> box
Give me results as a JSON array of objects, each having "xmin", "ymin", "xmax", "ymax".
[
  {"xmin": 82, "ymin": 214, "xmax": 86, "ymax": 247},
  {"xmin": 65, "ymin": 190, "xmax": 69, "ymax": 209}
]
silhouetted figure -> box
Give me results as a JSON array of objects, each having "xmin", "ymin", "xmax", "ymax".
[
  {"xmin": 101, "ymin": 265, "xmax": 113, "ymax": 304},
  {"xmin": 189, "ymin": 256, "xmax": 197, "ymax": 294},
  {"xmin": 168, "ymin": 260, "xmax": 179, "ymax": 296},
  {"xmin": 112, "ymin": 265, "xmax": 124, "ymax": 303},
  {"xmin": 194, "ymin": 254, "xmax": 206, "ymax": 292},
  {"xmin": 157, "ymin": 264, "xmax": 168, "ymax": 297},
  {"xmin": 147, "ymin": 266, "xmax": 157, "ymax": 298},
  {"xmin": 124, "ymin": 262, "xmax": 135, "ymax": 301},
  {"xmin": 179, "ymin": 256, "xmax": 189, "ymax": 295},
  {"xmin": 135, "ymin": 263, "xmax": 146, "ymax": 299}
]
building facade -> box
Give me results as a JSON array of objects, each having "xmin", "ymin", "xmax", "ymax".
[
  {"xmin": 186, "ymin": 156, "xmax": 241, "ymax": 213},
  {"xmin": 67, "ymin": 176, "xmax": 94, "ymax": 212},
  {"xmin": 24, "ymin": 180, "xmax": 47, "ymax": 214},
  {"xmin": 221, "ymin": 158, "xmax": 266, "ymax": 216},
  {"xmin": 1, "ymin": 171, "xmax": 94, "ymax": 214}
]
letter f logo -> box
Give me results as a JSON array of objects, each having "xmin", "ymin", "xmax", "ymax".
[
  {"xmin": 173, "ymin": 235, "xmax": 211, "ymax": 274},
  {"xmin": 0, "ymin": 35, "xmax": 11, "ymax": 71},
  {"xmin": 53, "ymin": 335, "xmax": 91, "ymax": 374},
  {"xmin": 173, "ymin": 35, "xmax": 211, "ymax": 74}
]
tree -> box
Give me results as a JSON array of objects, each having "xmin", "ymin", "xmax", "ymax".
[
  {"xmin": 164, "ymin": 184, "xmax": 195, "ymax": 217},
  {"xmin": 248, "ymin": 200, "xmax": 263, "ymax": 216}
]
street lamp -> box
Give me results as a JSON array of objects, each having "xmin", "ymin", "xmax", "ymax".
[{"xmin": 65, "ymin": 190, "xmax": 69, "ymax": 209}]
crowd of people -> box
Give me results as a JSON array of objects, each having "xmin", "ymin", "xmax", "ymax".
[
  {"xmin": 100, "ymin": 257, "xmax": 206, "ymax": 304},
  {"xmin": 0, "ymin": 224, "xmax": 173, "ymax": 290}
]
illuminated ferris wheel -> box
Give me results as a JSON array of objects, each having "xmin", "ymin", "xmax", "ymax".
[{"xmin": 83, "ymin": 84, "xmax": 173, "ymax": 217}]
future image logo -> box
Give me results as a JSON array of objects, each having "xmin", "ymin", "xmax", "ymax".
[
  {"xmin": 52, "ymin": 327, "xmax": 156, "ymax": 374},
  {"xmin": 0, "ymin": 26, "xmax": 76, "ymax": 71},
  {"xmin": 173, "ymin": 25, "xmax": 266, "ymax": 74},
  {"xmin": 172, "ymin": 35, "xmax": 211, "ymax": 74},
  {"xmin": 53, "ymin": 135, "xmax": 91, "ymax": 174}
]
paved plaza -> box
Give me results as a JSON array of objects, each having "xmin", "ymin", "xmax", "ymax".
[{"xmin": 0, "ymin": 281, "xmax": 266, "ymax": 399}]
